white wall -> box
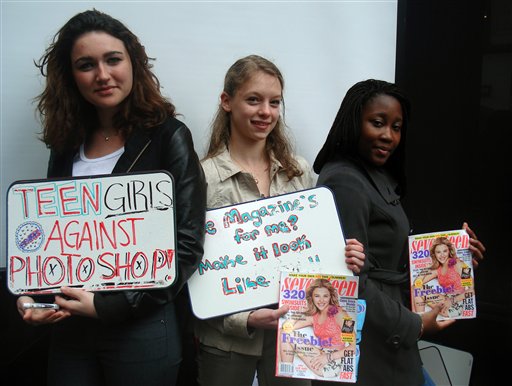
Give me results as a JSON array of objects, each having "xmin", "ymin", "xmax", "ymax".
[{"xmin": 0, "ymin": 0, "xmax": 398, "ymax": 268}]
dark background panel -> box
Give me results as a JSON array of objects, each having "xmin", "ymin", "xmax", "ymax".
[{"xmin": 396, "ymin": 0, "xmax": 511, "ymax": 384}]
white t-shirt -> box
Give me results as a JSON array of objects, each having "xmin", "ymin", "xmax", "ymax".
[{"xmin": 72, "ymin": 144, "xmax": 125, "ymax": 177}]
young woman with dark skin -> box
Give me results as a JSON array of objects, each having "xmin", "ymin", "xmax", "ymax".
[{"xmin": 313, "ymin": 79, "xmax": 485, "ymax": 385}]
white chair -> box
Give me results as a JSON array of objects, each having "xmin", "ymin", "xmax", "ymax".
[{"xmin": 418, "ymin": 340, "xmax": 473, "ymax": 386}]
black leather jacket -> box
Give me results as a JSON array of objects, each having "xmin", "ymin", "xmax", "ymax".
[{"xmin": 47, "ymin": 117, "xmax": 206, "ymax": 324}]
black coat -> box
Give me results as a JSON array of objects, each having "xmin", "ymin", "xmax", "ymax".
[
  {"xmin": 47, "ymin": 116, "xmax": 206, "ymax": 324},
  {"xmin": 316, "ymin": 157, "xmax": 423, "ymax": 386}
]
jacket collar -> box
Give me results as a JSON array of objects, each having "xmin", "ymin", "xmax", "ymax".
[
  {"xmin": 361, "ymin": 162, "xmax": 401, "ymax": 206},
  {"xmin": 112, "ymin": 129, "xmax": 152, "ymax": 173},
  {"xmin": 214, "ymin": 146, "xmax": 283, "ymax": 182},
  {"xmin": 344, "ymin": 156, "xmax": 400, "ymax": 206}
]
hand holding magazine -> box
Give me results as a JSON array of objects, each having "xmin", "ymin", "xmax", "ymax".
[
  {"xmin": 409, "ymin": 229, "xmax": 476, "ymax": 320},
  {"xmin": 275, "ymin": 273, "xmax": 360, "ymax": 382}
]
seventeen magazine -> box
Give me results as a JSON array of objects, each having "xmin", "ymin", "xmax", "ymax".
[
  {"xmin": 276, "ymin": 273, "xmax": 359, "ymax": 382},
  {"xmin": 409, "ymin": 229, "xmax": 476, "ymax": 320}
]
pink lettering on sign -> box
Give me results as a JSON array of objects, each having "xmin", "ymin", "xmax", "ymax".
[
  {"xmin": 9, "ymin": 248, "xmax": 174, "ymax": 289},
  {"xmin": 8, "ymin": 172, "xmax": 176, "ymax": 294}
]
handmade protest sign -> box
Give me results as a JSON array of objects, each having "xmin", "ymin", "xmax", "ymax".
[
  {"xmin": 188, "ymin": 186, "xmax": 350, "ymax": 319},
  {"xmin": 6, "ymin": 171, "xmax": 176, "ymax": 295}
]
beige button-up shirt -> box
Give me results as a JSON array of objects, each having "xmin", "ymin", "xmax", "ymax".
[{"xmin": 195, "ymin": 147, "xmax": 314, "ymax": 356}]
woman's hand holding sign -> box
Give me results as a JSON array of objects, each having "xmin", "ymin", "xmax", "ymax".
[
  {"xmin": 345, "ymin": 238, "xmax": 365, "ymax": 274},
  {"xmin": 55, "ymin": 287, "xmax": 98, "ymax": 318}
]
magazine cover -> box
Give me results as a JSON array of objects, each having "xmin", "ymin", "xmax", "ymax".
[
  {"xmin": 276, "ymin": 273, "xmax": 359, "ymax": 383},
  {"xmin": 409, "ymin": 229, "xmax": 476, "ymax": 320}
]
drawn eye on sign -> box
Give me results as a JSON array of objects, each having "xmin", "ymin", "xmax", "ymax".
[{"xmin": 6, "ymin": 171, "xmax": 176, "ymax": 295}]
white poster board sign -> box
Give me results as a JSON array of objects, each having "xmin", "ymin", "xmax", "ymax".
[
  {"xmin": 188, "ymin": 186, "xmax": 350, "ymax": 319},
  {"xmin": 6, "ymin": 171, "xmax": 176, "ymax": 295}
]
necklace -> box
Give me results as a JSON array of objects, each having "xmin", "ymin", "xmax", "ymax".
[
  {"xmin": 102, "ymin": 129, "xmax": 117, "ymax": 142},
  {"xmin": 229, "ymin": 151, "xmax": 268, "ymax": 185},
  {"xmin": 242, "ymin": 167, "xmax": 260, "ymax": 185}
]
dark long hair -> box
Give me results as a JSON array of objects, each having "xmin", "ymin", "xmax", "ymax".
[
  {"xmin": 313, "ymin": 79, "xmax": 411, "ymax": 192},
  {"xmin": 35, "ymin": 9, "xmax": 175, "ymax": 153}
]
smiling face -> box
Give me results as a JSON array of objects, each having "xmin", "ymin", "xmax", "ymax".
[
  {"xmin": 71, "ymin": 31, "xmax": 133, "ymax": 115},
  {"xmin": 358, "ymin": 94, "xmax": 403, "ymax": 167},
  {"xmin": 312, "ymin": 287, "xmax": 332, "ymax": 311},
  {"xmin": 221, "ymin": 70, "xmax": 282, "ymax": 145},
  {"xmin": 434, "ymin": 244, "xmax": 451, "ymax": 265}
]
